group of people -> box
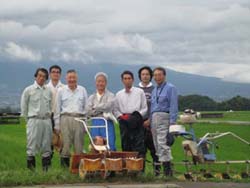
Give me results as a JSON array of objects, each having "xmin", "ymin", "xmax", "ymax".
[{"xmin": 21, "ymin": 65, "xmax": 178, "ymax": 176}]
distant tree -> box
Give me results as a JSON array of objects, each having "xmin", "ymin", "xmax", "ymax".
[
  {"xmin": 0, "ymin": 106, "xmax": 13, "ymax": 113},
  {"xmin": 218, "ymin": 95, "xmax": 250, "ymax": 111},
  {"xmin": 178, "ymin": 95, "xmax": 217, "ymax": 111}
]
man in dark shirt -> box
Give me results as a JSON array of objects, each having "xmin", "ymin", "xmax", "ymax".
[{"xmin": 138, "ymin": 66, "xmax": 160, "ymax": 176}]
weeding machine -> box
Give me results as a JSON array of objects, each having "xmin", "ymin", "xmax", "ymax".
[
  {"xmin": 171, "ymin": 109, "xmax": 250, "ymax": 180},
  {"xmin": 71, "ymin": 117, "xmax": 144, "ymax": 179}
]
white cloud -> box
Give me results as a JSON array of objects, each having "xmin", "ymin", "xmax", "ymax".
[
  {"xmin": 93, "ymin": 34, "xmax": 153, "ymax": 54},
  {"xmin": 4, "ymin": 42, "xmax": 42, "ymax": 62},
  {"xmin": 0, "ymin": 0, "xmax": 250, "ymax": 82},
  {"xmin": 165, "ymin": 62, "xmax": 250, "ymax": 83}
]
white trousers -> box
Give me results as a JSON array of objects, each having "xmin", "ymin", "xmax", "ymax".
[
  {"xmin": 151, "ymin": 112, "xmax": 173, "ymax": 162},
  {"xmin": 26, "ymin": 118, "xmax": 52, "ymax": 157}
]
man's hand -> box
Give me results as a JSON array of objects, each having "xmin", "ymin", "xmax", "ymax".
[
  {"xmin": 143, "ymin": 119, "xmax": 150, "ymax": 129},
  {"xmin": 119, "ymin": 114, "xmax": 130, "ymax": 121},
  {"xmin": 54, "ymin": 128, "xmax": 60, "ymax": 135}
]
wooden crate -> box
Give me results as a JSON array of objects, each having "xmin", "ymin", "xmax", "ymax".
[
  {"xmin": 125, "ymin": 158, "xmax": 144, "ymax": 171},
  {"xmin": 105, "ymin": 158, "xmax": 123, "ymax": 171},
  {"xmin": 71, "ymin": 153, "xmax": 104, "ymax": 174}
]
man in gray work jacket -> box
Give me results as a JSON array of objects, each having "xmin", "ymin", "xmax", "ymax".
[{"xmin": 21, "ymin": 68, "xmax": 53, "ymax": 171}]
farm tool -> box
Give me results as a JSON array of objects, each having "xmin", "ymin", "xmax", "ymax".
[
  {"xmin": 71, "ymin": 117, "xmax": 144, "ymax": 179},
  {"xmin": 171, "ymin": 109, "xmax": 250, "ymax": 180}
]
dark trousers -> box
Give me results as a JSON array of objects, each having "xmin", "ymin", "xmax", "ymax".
[
  {"xmin": 51, "ymin": 113, "xmax": 55, "ymax": 130},
  {"xmin": 119, "ymin": 119, "xmax": 145, "ymax": 157},
  {"xmin": 50, "ymin": 113, "xmax": 55, "ymax": 159},
  {"xmin": 144, "ymin": 128, "xmax": 159, "ymax": 162}
]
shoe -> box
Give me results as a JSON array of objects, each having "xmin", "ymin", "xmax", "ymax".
[
  {"xmin": 27, "ymin": 156, "xmax": 36, "ymax": 170},
  {"xmin": 60, "ymin": 157, "xmax": 70, "ymax": 168},
  {"xmin": 163, "ymin": 161, "xmax": 173, "ymax": 177},
  {"xmin": 153, "ymin": 161, "xmax": 161, "ymax": 176},
  {"xmin": 42, "ymin": 156, "xmax": 51, "ymax": 172}
]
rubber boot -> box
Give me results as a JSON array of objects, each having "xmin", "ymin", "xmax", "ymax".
[
  {"xmin": 163, "ymin": 161, "xmax": 173, "ymax": 177},
  {"xmin": 153, "ymin": 161, "xmax": 161, "ymax": 176},
  {"xmin": 50, "ymin": 145, "xmax": 54, "ymax": 162},
  {"xmin": 42, "ymin": 156, "xmax": 51, "ymax": 172},
  {"xmin": 27, "ymin": 156, "xmax": 36, "ymax": 170},
  {"xmin": 60, "ymin": 157, "xmax": 70, "ymax": 168}
]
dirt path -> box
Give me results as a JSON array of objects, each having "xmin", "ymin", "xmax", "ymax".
[{"xmin": 15, "ymin": 182, "xmax": 250, "ymax": 188}]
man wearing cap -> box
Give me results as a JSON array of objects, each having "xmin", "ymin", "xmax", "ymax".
[
  {"xmin": 138, "ymin": 66, "xmax": 160, "ymax": 176},
  {"xmin": 21, "ymin": 68, "xmax": 53, "ymax": 171},
  {"xmin": 114, "ymin": 70, "xmax": 147, "ymax": 160},
  {"xmin": 151, "ymin": 67, "xmax": 178, "ymax": 176},
  {"xmin": 54, "ymin": 69, "xmax": 88, "ymax": 167},
  {"xmin": 86, "ymin": 72, "xmax": 116, "ymax": 151}
]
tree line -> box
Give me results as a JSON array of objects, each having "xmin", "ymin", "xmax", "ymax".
[
  {"xmin": 179, "ymin": 95, "xmax": 250, "ymax": 111},
  {"xmin": 1, "ymin": 95, "xmax": 250, "ymax": 113}
]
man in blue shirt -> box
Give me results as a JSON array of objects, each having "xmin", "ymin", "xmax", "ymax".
[{"xmin": 151, "ymin": 67, "xmax": 178, "ymax": 176}]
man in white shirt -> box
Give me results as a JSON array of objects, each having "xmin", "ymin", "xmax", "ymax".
[
  {"xmin": 21, "ymin": 68, "xmax": 52, "ymax": 171},
  {"xmin": 47, "ymin": 65, "xmax": 64, "ymax": 159},
  {"xmin": 47, "ymin": 65, "xmax": 64, "ymax": 116},
  {"xmin": 114, "ymin": 70, "xmax": 147, "ymax": 160},
  {"xmin": 54, "ymin": 69, "xmax": 88, "ymax": 167}
]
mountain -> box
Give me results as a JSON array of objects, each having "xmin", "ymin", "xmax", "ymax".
[{"xmin": 0, "ymin": 61, "xmax": 250, "ymax": 108}]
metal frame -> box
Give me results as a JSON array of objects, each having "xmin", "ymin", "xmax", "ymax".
[{"xmin": 75, "ymin": 117, "xmax": 110, "ymax": 152}]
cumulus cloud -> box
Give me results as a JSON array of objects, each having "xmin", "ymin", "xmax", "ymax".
[
  {"xmin": 0, "ymin": 0, "xmax": 250, "ymax": 82},
  {"xmin": 93, "ymin": 34, "xmax": 154, "ymax": 54},
  {"xmin": 4, "ymin": 42, "xmax": 42, "ymax": 62}
]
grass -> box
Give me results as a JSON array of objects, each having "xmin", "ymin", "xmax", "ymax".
[{"xmin": 0, "ymin": 113, "xmax": 250, "ymax": 186}]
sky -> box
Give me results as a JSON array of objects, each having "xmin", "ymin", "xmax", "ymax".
[{"xmin": 0, "ymin": 0, "xmax": 250, "ymax": 83}]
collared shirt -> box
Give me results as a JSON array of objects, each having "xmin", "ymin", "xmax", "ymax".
[
  {"xmin": 86, "ymin": 89, "xmax": 115, "ymax": 117},
  {"xmin": 139, "ymin": 82, "xmax": 154, "ymax": 119},
  {"xmin": 151, "ymin": 82, "xmax": 178, "ymax": 124},
  {"xmin": 114, "ymin": 86, "xmax": 148, "ymax": 118},
  {"xmin": 47, "ymin": 80, "xmax": 64, "ymax": 113},
  {"xmin": 21, "ymin": 81, "xmax": 52, "ymax": 119},
  {"xmin": 54, "ymin": 85, "xmax": 88, "ymax": 129}
]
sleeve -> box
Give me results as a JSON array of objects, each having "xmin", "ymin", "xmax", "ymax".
[
  {"xmin": 113, "ymin": 95, "xmax": 122, "ymax": 118},
  {"xmin": 139, "ymin": 90, "xmax": 148, "ymax": 118},
  {"xmin": 49, "ymin": 90, "xmax": 53, "ymax": 112},
  {"xmin": 83, "ymin": 88, "xmax": 88, "ymax": 115},
  {"xmin": 86, "ymin": 95, "xmax": 95, "ymax": 116},
  {"xmin": 169, "ymin": 86, "xmax": 178, "ymax": 125},
  {"xmin": 20, "ymin": 88, "xmax": 29, "ymax": 121},
  {"xmin": 94, "ymin": 92, "xmax": 115, "ymax": 113},
  {"xmin": 54, "ymin": 89, "xmax": 62, "ymax": 130}
]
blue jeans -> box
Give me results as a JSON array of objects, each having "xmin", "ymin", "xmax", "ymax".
[{"xmin": 90, "ymin": 118, "xmax": 116, "ymax": 151}]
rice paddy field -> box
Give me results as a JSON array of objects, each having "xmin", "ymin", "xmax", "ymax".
[{"xmin": 0, "ymin": 111, "xmax": 250, "ymax": 186}]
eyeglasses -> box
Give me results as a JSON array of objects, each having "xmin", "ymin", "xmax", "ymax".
[{"xmin": 51, "ymin": 71, "xmax": 60, "ymax": 74}]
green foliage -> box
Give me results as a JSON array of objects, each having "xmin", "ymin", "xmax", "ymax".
[
  {"xmin": 0, "ymin": 116, "xmax": 250, "ymax": 186},
  {"xmin": 179, "ymin": 95, "xmax": 217, "ymax": 111},
  {"xmin": 179, "ymin": 95, "xmax": 250, "ymax": 111}
]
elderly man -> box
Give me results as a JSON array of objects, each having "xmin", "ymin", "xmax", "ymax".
[
  {"xmin": 151, "ymin": 67, "xmax": 178, "ymax": 176},
  {"xmin": 138, "ymin": 66, "xmax": 160, "ymax": 176},
  {"xmin": 86, "ymin": 72, "xmax": 116, "ymax": 151},
  {"xmin": 54, "ymin": 69, "xmax": 88, "ymax": 167},
  {"xmin": 47, "ymin": 65, "xmax": 64, "ymax": 158},
  {"xmin": 114, "ymin": 70, "xmax": 147, "ymax": 159},
  {"xmin": 21, "ymin": 68, "xmax": 53, "ymax": 171}
]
